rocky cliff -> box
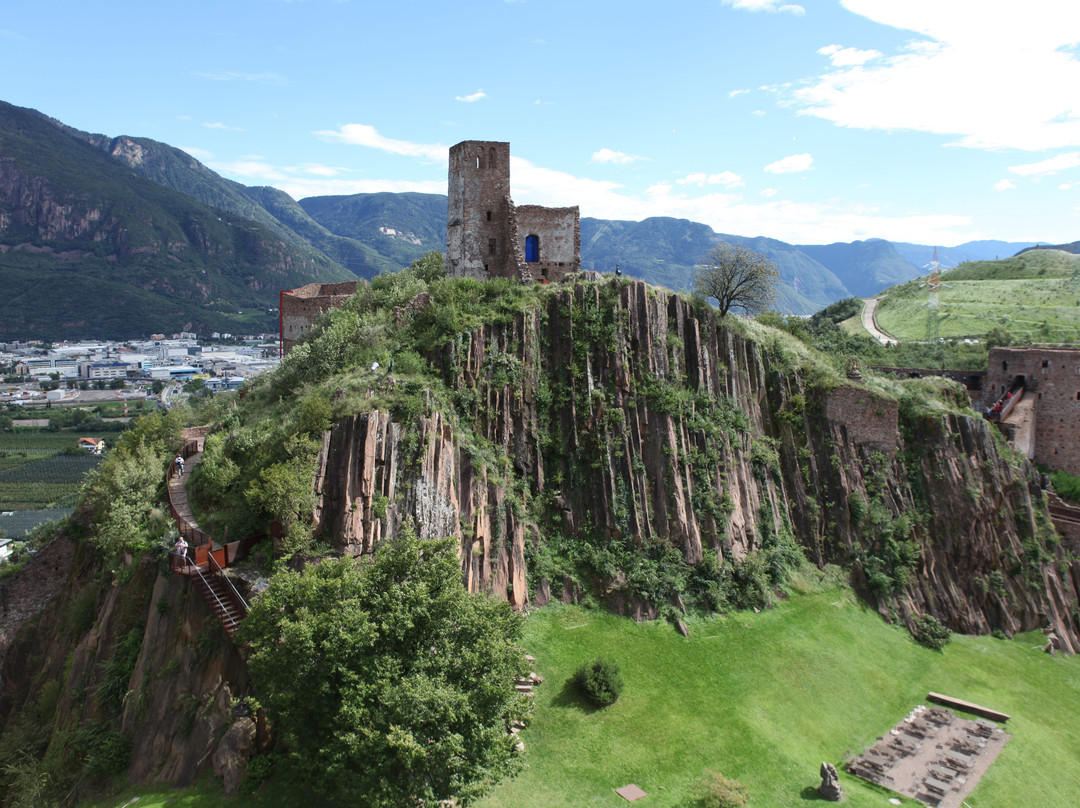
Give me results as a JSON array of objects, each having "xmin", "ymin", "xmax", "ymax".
[
  {"xmin": 310, "ymin": 279, "xmax": 1079, "ymax": 651},
  {"xmin": 0, "ymin": 537, "xmax": 258, "ymax": 799}
]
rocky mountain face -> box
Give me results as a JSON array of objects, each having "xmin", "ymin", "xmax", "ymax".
[
  {"xmin": 0, "ymin": 100, "xmax": 353, "ymax": 339},
  {"xmin": 312, "ymin": 279, "xmax": 1079, "ymax": 649}
]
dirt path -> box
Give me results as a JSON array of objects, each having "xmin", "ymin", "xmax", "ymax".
[{"xmin": 860, "ymin": 298, "xmax": 898, "ymax": 345}]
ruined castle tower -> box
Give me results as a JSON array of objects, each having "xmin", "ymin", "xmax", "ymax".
[{"xmin": 447, "ymin": 140, "xmax": 580, "ymax": 283}]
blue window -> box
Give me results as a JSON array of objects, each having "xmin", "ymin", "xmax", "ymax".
[{"xmin": 525, "ymin": 235, "xmax": 539, "ymax": 263}]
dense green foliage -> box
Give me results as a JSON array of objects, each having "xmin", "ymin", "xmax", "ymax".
[
  {"xmin": 79, "ymin": 410, "xmax": 184, "ymax": 556},
  {"xmin": 241, "ymin": 530, "xmax": 529, "ymax": 807},
  {"xmin": 572, "ymin": 657, "xmax": 624, "ymax": 707},
  {"xmin": 912, "ymin": 614, "xmax": 952, "ymax": 650}
]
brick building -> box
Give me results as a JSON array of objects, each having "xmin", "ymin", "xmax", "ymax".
[
  {"xmin": 279, "ymin": 281, "xmax": 359, "ymax": 356},
  {"xmin": 446, "ymin": 141, "xmax": 580, "ymax": 283},
  {"xmin": 981, "ymin": 346, "xmax": 1080, "ymax": 475}
]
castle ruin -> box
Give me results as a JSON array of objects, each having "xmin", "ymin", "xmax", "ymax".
[
  {"xmin": 981, "ymin": 346, "xmax": 1080, "ymax": 476},
  {"xmin": 278, "ymin": 140, "xmax": 583, "ymax": 355},
  {"xmin": 446, "ymin": 141, "xmax": 580, "ymax": 283},
  {"xmin": 278, "ymin": 281, "xmax": 359, "ymax": 356}
]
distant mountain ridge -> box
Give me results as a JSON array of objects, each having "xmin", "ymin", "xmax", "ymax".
[
  {"xmin": 0, "ymin": 99, "xmax": 1053, "ymax": 337},
  {"xmin": 0, "ymin": 100, "xmax": 353, "ymax": 340}
]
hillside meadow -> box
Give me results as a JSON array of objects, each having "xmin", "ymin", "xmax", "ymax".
[
  {"xmin": 79, "ymin": 569, "xmax": 1080, "ymax": 808},
  {"xmin": 874, "ymin": 249, "xmax": 1080, "ymax": 343}
]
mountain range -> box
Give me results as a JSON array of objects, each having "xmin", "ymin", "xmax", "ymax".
[{"xmin": 0, "ymin": 100, "xmax": 1045, "ymax": 339}]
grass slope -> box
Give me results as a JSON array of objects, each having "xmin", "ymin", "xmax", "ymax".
[
  {"xmin": 72, "ymin": 573, "xmax": 1079, "ymax": 808},
  {"xmin": 479, "ymin": 573, "xmax": 1079, "ymax": 808},
  {"xmin": 875, "ymin": 249, "xmax": 1080, "ymax": 343}
]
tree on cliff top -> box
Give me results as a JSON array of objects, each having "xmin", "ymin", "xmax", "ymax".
[
  {"xmin": 241, "ymin": 527, "xmax": 529, "ymax": 807},
  {"xmin": 693, "ymin": 243, "xmax": 779, "ymax": 317}
]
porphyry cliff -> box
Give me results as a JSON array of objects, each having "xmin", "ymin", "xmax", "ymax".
[{"xmin": 311, "ymin": 279, "xmax": 1079, "ymax": 651}]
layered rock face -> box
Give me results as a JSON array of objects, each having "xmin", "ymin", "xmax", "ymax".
[
  {"xmin": 313, "ymin": 279, "xmax": 1080, "ymax": 650},
  {"xmin": 0, "ymin": 544, "xmax": 256, "ymax": 790}
]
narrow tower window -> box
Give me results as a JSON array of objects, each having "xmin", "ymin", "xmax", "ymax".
[
  {"xmin": 489, "ymin": 147, "xmax": 497, "ymax": 169},
  {"xmin": 489, "ymin": 238, "xmax": 497, "ymax": 255},
  {"xmin": 487, "ymin": 210, "xmax": 492, "ymax": 221}
]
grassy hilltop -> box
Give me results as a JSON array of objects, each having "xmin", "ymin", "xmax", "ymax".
[{"xmin": 874, "ymin": 249, "xmax": 1080, "ymax": 344}]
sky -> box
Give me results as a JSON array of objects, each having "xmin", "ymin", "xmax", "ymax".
[{"xmin": 3, "ymin": 0, "xmax": 1080, "ymax": 246}]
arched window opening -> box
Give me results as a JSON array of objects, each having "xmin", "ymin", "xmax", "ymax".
[
  {"xmin": 525, "ymin": 235, "xmax": 540, "ymax": 263},
  {"xmin": 487, "ymin": 210, "xmax": 492, "ymax": 221}
]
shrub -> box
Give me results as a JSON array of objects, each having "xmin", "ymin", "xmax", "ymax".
[
  {"xmin": 687, "ymin": 769, "xmax": 749, "ymax": 808},
  {"xmin": 912, "ymin": 614, "xmax": 951, "ymax": 650},
  {"xmin": 572, "ymin": 657, "xmax": 624, "ymax": 707}
]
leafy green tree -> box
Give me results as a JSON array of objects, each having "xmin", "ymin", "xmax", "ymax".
[
  {"xmin": 408, "ymin": 250, "xmax": 447, "ymax": 283},
  {"xmin": 693, "ymin": 243, "xmax": 779, "ymax": 317},
  {"xmin": 241, "ymin": 530, "xmax": 528, "ymax": 807}
]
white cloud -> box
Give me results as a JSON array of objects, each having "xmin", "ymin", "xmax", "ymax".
[
  {"xmin": 722, "ymin": 0, "xmax": 805, "ymax": 15},
  {"xmin": 295, "ymin": 163, "xmax": 350, "ymax": 177},
  {"xmin": 1, "ymin": 29, "xmax": 26, "ymax": 39},
  {"xmin": 1008, "ymin": 152, "xmax": 1080, "ymax": 176},
  {"xmin": 203, "ymin": 122, "xmax": 244, "ymax": 131},
  {"xmin": 312, "ymin": 124, "xmax": 447, "ymax": 161},
  {"xmin": 178, "ymin": 146, "xmax": 214, "ymax": 160},
  {"xmin": 788, "ymin": 0, "xmax": 1080, "ymax": 151},
  {"xmin": 729, "ymin": 88, "xmax": 751, "ymax": 98},
  {"xmin": 760, "ymin": 187, "xmax": 779, "ymax": 197},
  {"xmin": 591, "ymin": 148, "xmax": 645, "ymax": 164},
  {"xmin": 194, "ymin": 70, "xmax": 286, "ymax": 85},
  {"xmin": 764, "ymin": 153, "xmax": 813, "ymax": 173},
  {"xmin": 994, "ymin": 179, "xmax": 1018, "ymax": 191},
  {"xmin": 455, "ymin": 89, "xmax": 487, "ymax": 103},
  {"xmin": 817, "ymin": 44, "xmax": 882, "ymax": 67},
  {"xmin": 677, "ymin": 171, "xmax": 745, "ymax": 188}
]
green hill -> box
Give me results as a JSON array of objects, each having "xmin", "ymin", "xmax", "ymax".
[
  {"xmin": 873, "ymin": 249, "xmax": 1080, "ymax": 343},
  {"xmin": 0, "ymin": 101, "xmax": 353, "ymax": 339}
]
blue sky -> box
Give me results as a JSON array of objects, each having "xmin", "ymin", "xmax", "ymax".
[{"xmin": 3, "ymin": 0, "xmax": 1080, "ymax": 246}]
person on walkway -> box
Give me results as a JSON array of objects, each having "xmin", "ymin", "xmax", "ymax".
[
  {"xmin": 174, "ymin": 536, "xmax": 189, "ymax": 568},
  {"xmin": 175, "ymin": 454, "xmax": 185, "ymax": 476}
]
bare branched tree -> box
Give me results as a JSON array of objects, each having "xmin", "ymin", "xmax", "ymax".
[{"xmin": 693, "ymin": 243, "xmax": 779, "ymax": 317}]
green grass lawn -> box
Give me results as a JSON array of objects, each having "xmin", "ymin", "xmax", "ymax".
[
  {"xmin": 875, "ymin": 250, "xmax": 1080, "ymax": 343},
  {"xmin": 76, "ymin": 570, "xmax": 1080, "ymax": 808},
  {"xmin": 478, "ymin": 571, "xmax": 1080, "ymax": 808}
]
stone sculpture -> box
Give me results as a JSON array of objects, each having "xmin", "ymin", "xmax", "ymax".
[{"xmin": 819, "ymin": 761, "xmax": 843, "ymax": 801}]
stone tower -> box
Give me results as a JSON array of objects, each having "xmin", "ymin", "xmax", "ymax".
[
  {"xmin": 447, "ymin": 141, "xmax": 518, "ymax": 280},
  {"xmin": 446, "ymin": 140, "xmax": 581, "ymax": 283}
]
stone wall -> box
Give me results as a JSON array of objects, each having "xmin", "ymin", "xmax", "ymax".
[
  {"xmin": 516, "ymin": 204, "xmax": 580, "ymax": 282},
  {"xmin": 983, "ymin": 347, "xmax": 1080, "ymax": 475},
  {"xmin": 824, "ymin": 386, "xmax": 900, "ymax": 452},
  {"xmin": 279, "ymin": 281, "xmax": 359, "ymax": 355}
]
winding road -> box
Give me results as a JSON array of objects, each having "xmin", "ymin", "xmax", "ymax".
[{"xmin": 861, "ymin": 298, "xmax": 898, "ymax": 346}]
